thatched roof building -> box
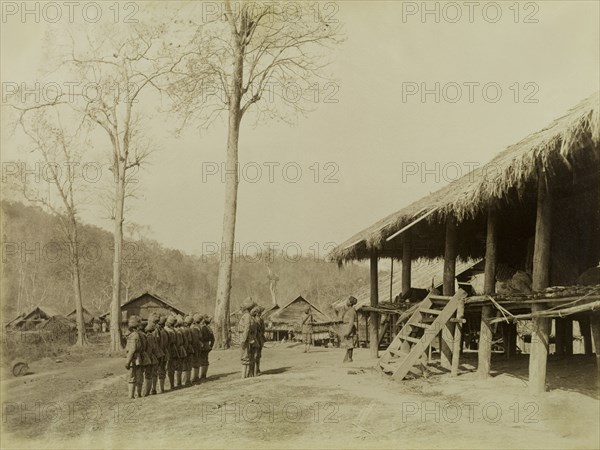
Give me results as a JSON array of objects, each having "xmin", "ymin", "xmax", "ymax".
[
  {"xmin": 326, "ymin": 92, "xmax": 599, "ymax": 392},
  {"xmin": 9, "ymin": 306, "xmax": 61, "ymax": 330},
  {"xmin": 66, "ymin": 306, "xmax": 104, "ymax": 324},
  {"xmin": 329, "ymin": 92, "xmax": 599, "ymax": 264}
]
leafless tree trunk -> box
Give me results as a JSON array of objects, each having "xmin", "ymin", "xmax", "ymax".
[
  {"xmin": 168, "ymin": 1, "xmax": 341, "ymax": 348},
  {"xmin": 15, "ymin": 109, "xmax": 88, "ymax": 345}
]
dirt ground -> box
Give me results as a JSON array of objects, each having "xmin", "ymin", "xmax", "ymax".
[{"xmin": 2, "ymin": 340, "xmax": 599, "ymax": 449}]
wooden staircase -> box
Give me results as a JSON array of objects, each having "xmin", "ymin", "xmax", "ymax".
[{"xmin": 377, "ymin": 290, "xmax": 465, "ymax": 379}]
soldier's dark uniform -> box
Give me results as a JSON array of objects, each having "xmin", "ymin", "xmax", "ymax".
[
  {"xmin": 125, "ymin": 316, "xmax": 143, "ymax": 399},
  {"xmin": 144, "ymin": 321, "xmax": 160, "ymax": 396},
  {"xmin": 238, "ymin": 298, "xmax": 256, "ymax": 379},
  {"xmin": 154, "ymin": 315, "xmax": 169, "ymax": 393},
  {"xmin": 200, "ymin": 314, "xmax": 215, "ymax": 381},
  {"xmin": 190, "ymin": 314, "xmax": 203, "ymax": 384},
  {"xmin": 164, "ymin": 316, "xmax": 179, "ymax": 390},
  {"xmin": 255, "ymin": 306, "xmax": 265, "ymax": 375},
  {"xmin": 137, "ymin": 326, "xmax": 152, "ymax": 397},
  {"xmin": 182, "ymin": 316, "xmax": 195, "ymax": 386},
  {"xmin": 250, "ymin": 306, "xmax": 263, "ymax": 376},
  {"xmin": 174, "ymin": 316, "xmax": 187, "ymax": 388}
]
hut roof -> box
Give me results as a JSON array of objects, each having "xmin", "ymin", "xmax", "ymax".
[
  {"xmin": 66, "ymin": 306, "xmax": 103, "ymax": 321},
  {"xmin": 331, "ymin": 258, "xmax": 480, "ymax": 311},
  {"xmin": 268, "ymin": 296, "xmax": 330, "ymax": 324},
  {"xmin": 329, "ymin": 92, "xmax": 599, "ymax": 264},
  {"xmin": 101, "ymin": 292, "xmax": 186, "ymax": 319}
]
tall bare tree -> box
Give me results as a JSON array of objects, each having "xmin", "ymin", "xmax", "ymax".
[
  {"xmin": 15, "ymin": 108, "xmax": 89, "ymax": 345},
  {"xmin": 171, "ymin": 1, "xmax": 342, "ymax": 347},
  {"xmin": 51, "ymin": 21, "xmax": 191, "ymax": 350}
]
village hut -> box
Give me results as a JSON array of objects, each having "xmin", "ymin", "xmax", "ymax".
[
  {"xmin": 328, "ymin": 92, "xmax": 600, "ymax": 392},
  {"xmin": 101, "ymin": 292, "xmax": 186, "ymax": 333},
  {"xmin": 9, "ymin": 306, "xmax": 61, "ymax": 330},
  {"xmin": 264, "ymin": 296, "xmax": 336, "ymax": 345},
  {"xmin": 66, "ymin": 306, "xmax": 105, "ymax": 331}
]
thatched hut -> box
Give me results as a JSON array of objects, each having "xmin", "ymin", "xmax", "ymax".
[
  {"xmin": 9, "ymin": 306, "xmax": 61, "ymax": 330},
  {"xmin": 328, "ymin": 92, "xmax": 600, "ymax": 392},
  {"xmin": 264, "ymin": 296, "xmax": 337, "ymax": 344}
]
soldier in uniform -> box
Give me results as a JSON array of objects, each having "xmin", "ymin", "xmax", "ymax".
[
  {"xmin": 174, "ymin": 316, "xmax": 187, "ymax": 388},
  {"xmin": 238, "ymin": 297, "xmax": 257, "ymax": 379},
  {"xmin": 144, "ymin": 320, "xmax": 160, "ymax": 396},
  {"xmin": 182, "ymin": 315, "xmax": 195, "ymax": 387},
  {"xmin": 342, "ymin": 296, "xmax": 358, "ymax": 363},
  {"xmin": 251, "ymin": 305, "xmax": 265, "ymax": 375},
  {"xmin": 125, "ymin": 315, "xmax": 143, "ymax": 399},
  {"xmin": 199, "ymin": 314, "xmax": 215, "ymax": 381},
  {"xmin": 190, "ymin": 313, "xmax": 203, "ymax": 384},
  {"xmin": 154, "ymin": 315, "xmax": 169, "ymax": 394},
  {"xmin": 136, "ymin": 318, "xmax": 152, "ymax": 397},
  {"xmin": 164, "ymin": 316, "xmax": 179, "ymax": 390},
  {"xmin": 301, "ymin": 306, "xmax": 314, "ymax": 353}
]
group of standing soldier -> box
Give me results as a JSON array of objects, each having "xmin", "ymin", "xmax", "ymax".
[
  {"xmin": 238, "ymin": 298, "xmax": 266, "ymax": 379},
  {"xmin": 125, "ymin": 312, "xmax": 214, "ymax": 399}
]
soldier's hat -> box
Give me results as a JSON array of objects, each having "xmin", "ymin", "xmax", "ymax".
[
  {"xmin": 242, "ymin": 297, "xmax": 255, "ymax": 310},
  {"xmin": 348, "ymin": 296, "xmax": 358, "ymax": 306},
  {"xmin": 176, "ymin": 315, "xmax": 184, "ymax": 326},
  {"xmin": 193, "ymin": 313, "xmax": 202, "ymax": 323},
  {"xmin": 128, "ymin": 315, "xmax": 141, "ymax": 328},
  {"xmin": 145, "ymin": 321, "xmax": 155, "ymax": 332},
  {"xmin": 251, "ymin": 305, "xmax": 261, "ymax": 315},
  {"xmin": 158, "ymin": 315, "xmax": 167, "ymax": 326},
  {"xmin": 166, "ymin": 316, "xmax": 176, "ymax": 326},
  {"xmin": 205, "ymin": 315, "xmax": 213, "ymax": 324},
  {"xmin": 184, "ymin": 315, "xmax": 194, "ymax": 325}
]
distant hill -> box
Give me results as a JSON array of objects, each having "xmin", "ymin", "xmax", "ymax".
[{"xmin": 1, "ymin": 200, "xmax": 369, "ymax": 322}]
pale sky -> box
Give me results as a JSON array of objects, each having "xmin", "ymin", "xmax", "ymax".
[{"xmin": 2, "ymin": 1, "xmax": 599, "ymax": 257}]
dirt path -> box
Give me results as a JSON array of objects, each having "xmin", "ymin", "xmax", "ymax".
[{"xmin": 2, "ymin": 342, "xmax": 599, "ymax": 448}]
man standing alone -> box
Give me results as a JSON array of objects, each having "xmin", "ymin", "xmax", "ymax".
[
  {"xmin": 301, "ymin": 307, "xmax": 314, "ymax": 353},
  {"xmin": 342, "ymin": 296, "xmax": 358, "ymax": 363}
]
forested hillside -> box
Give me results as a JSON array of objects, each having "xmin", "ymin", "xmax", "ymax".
[{"xmin": 1, "ymin": 201, "xmax": 368, "ymax": 322}]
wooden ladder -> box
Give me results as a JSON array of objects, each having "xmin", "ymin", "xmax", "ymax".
[{"xmin": 377, "ymin": 290, "xmax": 466, "ymax": 379}]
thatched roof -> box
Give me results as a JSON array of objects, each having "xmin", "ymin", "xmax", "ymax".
[
  {"xmin": 329, "ymin": 92, "xmax": 599, "ymax": 264},
  {"xmin": 267, "ymin": 296, "xmax": 330, "ymax": 325}
]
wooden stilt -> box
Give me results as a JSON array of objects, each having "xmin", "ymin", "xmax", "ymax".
[
  {"xmin": 529, "ymin": 171, "xmax": 552, "ymax": 394},
  {"xmin": 579, "ymin": 317, "xmax": 593, "ymax": 355},
  {"xmin": 478, "ymin": 207, "xmax": 496, "ymax": 379},
  {"xmin": 370, "ymin": 253, "xmax": 379, "ymax": 358},
  {"xmin": 502, "ymin": 323, "xmax": 511, "ymax": 360},
  {"xmin": 509, "ymin": 323, "xmax": 518, "ymax": 357},
  {"xmin": 451, "ymin": 297, "xmax": 465, "ymax": 376},
  {"xmin": 441, "ymin": 217, "xmax": 458, "ymax": 370},
  {"xmin": 402, "ymin": 231, "xmax": 411, "ymax": 297},
  {"xmin": 564, "ymin": 319, "xmax": 573, "ymax": 356},
  {"xmin": 555, "ymin": 318, "xmax": 565, "ymax": 356},
  {"xmin": 591, "ymin": 314, "xmax": 600, "ymax": 373},
  {"xmin": 389, "ymin": 259, "xmax": 394, "ymax": 302}
]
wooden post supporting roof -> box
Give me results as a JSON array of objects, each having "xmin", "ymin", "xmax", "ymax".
[
  {"xmin": 369, "ymin": 253, "xmax": 379, "ymax": 358},
  {"xmin": 564, "ymin": 319, "xmax": 573, "ymax": 356},
  {"xmin": 402, "ymin": 231, "xmax": 412, "ymax": 297},
  {"xmin": 441, "ymin": 217, "xmax": 458, "ymax": 369},
  {"xmin": 451, "ymin": 296, "xmax": 465, "ymax": 376},
  {"xmin": 555, "ymin": 319, "xmax": 565, "ymax": 356},
  {"xmin": 579, "ymin": 318, "xmax": 593, "ymax": 355},
  {"xmin": 591, "ymin": 314, "xmax": 600, "ymax": 374},
  {"xmin": 529, "ymin": 171, "xmax": 552, "ymax": 394},
  {"xmin": 478, "ymin": 207, "xmax": 496, "ymax": 379}
]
